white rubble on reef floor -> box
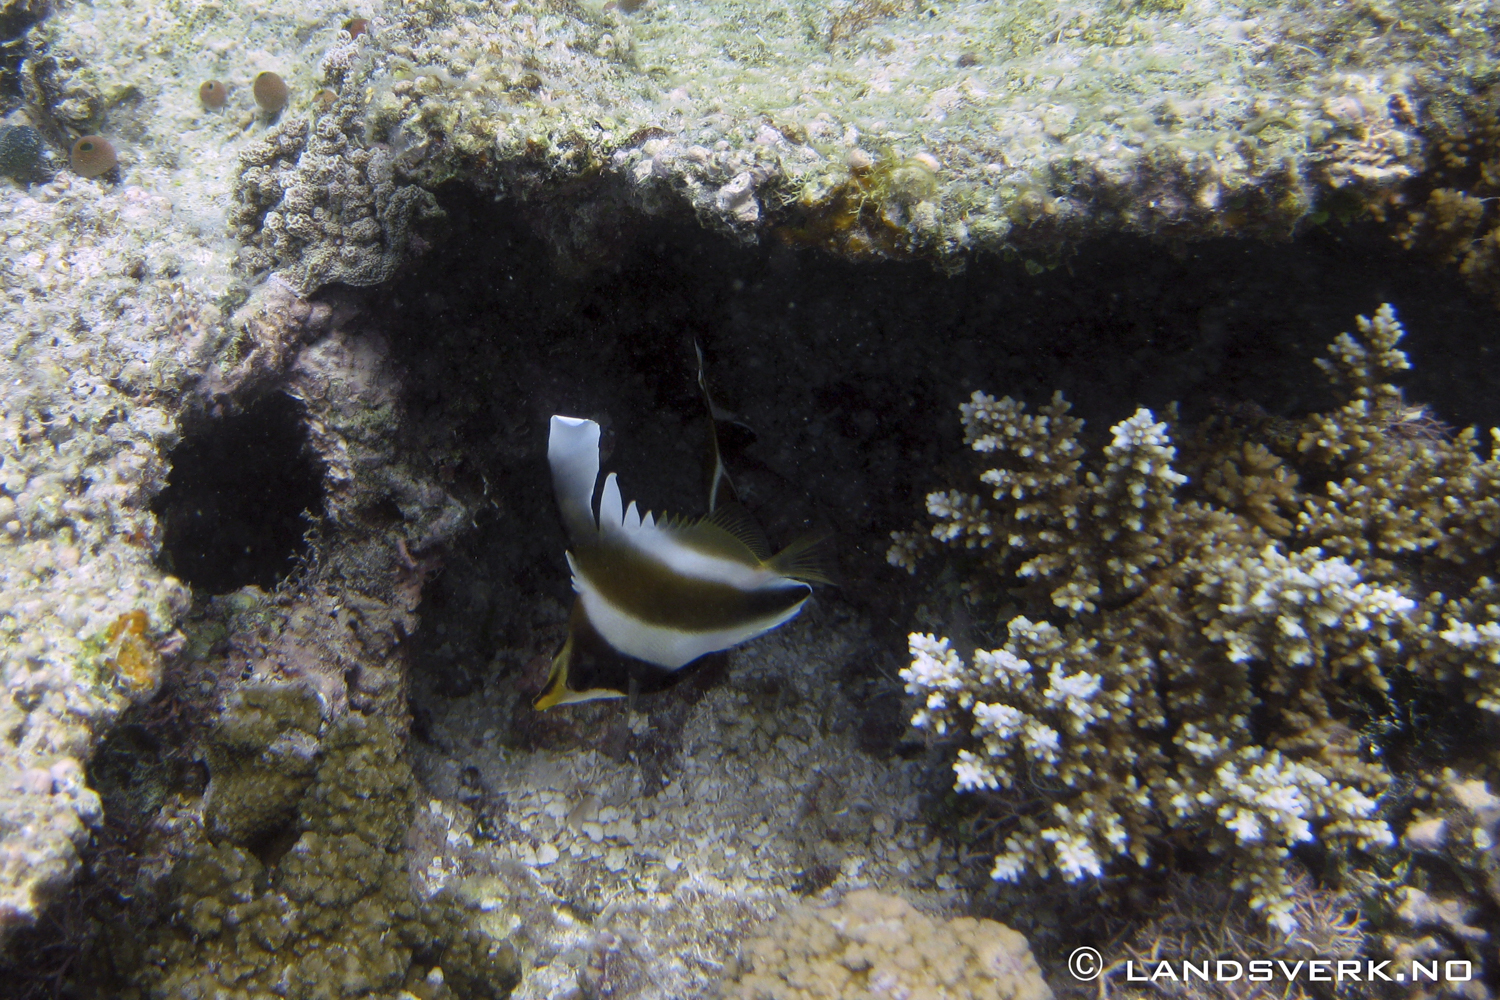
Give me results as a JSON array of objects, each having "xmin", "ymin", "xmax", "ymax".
[{"xmin": 408, "ymin": 613, "xmax": 968, "ymax": 999}]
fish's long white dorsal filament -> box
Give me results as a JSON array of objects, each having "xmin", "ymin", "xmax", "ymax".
[{"xmin": 548, "ymin": 416, "xmax": 601, "ymax": 542}]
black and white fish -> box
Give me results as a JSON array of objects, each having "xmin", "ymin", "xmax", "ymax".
[{"xmin": 536, "ymin": 402, "xmax": 824, "ymax": 709}]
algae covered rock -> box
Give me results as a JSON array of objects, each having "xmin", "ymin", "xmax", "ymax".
[
  {"xmin": 203, "ymin": 681, "xmax": 322, "ymax": 846},
  {"xmin": 723, "ymin": 889, "xmax": 1053, "ymax": 1000},
  {"xmin": 229, "ymin": 0, "xmax": 1494, "ymax": 284},
  {"xmin": 133, "ymin": 705, "xmax": 518, "ymax": 999}
]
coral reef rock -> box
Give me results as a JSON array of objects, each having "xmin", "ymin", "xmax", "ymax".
[
  {"xmin": 721, "ymin": 888, "xmax": 1054, "ymax": 1000},
  {"xmin": 125, "ymin": 710, "xmax": 519, "ymax": 999},
  {"xmin": 0, "ymin": 169, "xmax": 207, "ymax": 944},
  {"xmin": 333, "ymin": 0, "xmax": 1457, "ymax": 272},
  {"xmin": 407, "ymin": 611, "xmax": 975, "ymax": 1000}
]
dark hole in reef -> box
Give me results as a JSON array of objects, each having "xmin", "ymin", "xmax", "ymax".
[
  {"xmin": 152, "ymin": 393, "xmax": 326, "ymax": 594},
  {"xmin": 89, "ymin": 724, "xmax": 172, "ymax": 827},
  {"xmin": 359, "ymin": 496, "xmax": 406, "ymax": 530},
  {"xmin": 792, "ymin": 861, "xmax": 840, "ymax": 895},
  {"xmin": 244, "ymin": 820, "xmax": 302, "ymax": 868},
  {"xmin": 374, "ymin": 188, "xmax": 1500, "ymax": 731},
  {"xmin": 0, "ymin": 4, "xmax": 50, "ymax": 113}
]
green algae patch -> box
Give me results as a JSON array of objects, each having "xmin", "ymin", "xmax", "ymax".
[{"xmin": 775, "ymin": 152, "xmax": 942, "ymax": 259}]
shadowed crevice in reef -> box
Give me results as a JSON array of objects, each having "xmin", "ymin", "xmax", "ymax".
[
  {"xmin": 365, "ymin": 187, "xmax": 1500, "ymax": 715},
  {"xmin": 152, "ymin": 392, "xmax": 326, "ymax": 595}
]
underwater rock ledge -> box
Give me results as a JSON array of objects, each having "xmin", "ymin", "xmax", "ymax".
[{"xmin": 228, "ymin": 0, "xmax": 1478, "ymax": 288}]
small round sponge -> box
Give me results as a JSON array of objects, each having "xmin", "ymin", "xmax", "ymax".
[
  {"xmin": 70, "ymin": 135, "xmax": 117, "ymax": 178},
  {"xmin": 253, "ymin": 71, "xmax": 289, "ymax": 114}
]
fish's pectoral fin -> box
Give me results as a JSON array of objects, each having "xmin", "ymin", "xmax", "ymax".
[{"xmin": 767, "ymin": 532, "xmax": 835, "ymax": 586}]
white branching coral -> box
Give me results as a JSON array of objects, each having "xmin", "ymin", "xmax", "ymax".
[
  {"xmin": 902, "ymin": 610, "xmax": 1389, "ymax": 931},
  {"xmin": 904, "ymin": 632, "xmax": 967, "ymax": 733},
  {"xmin": 889, "ymin": 307, "xmax": 1500, "ymax": 932},
  {"xmin": 1202, "ymin": 545, "xmax": 1414, "ymax": 684},
  {"xmin": 1432, "ymin": 612, "xmax": 1500, "ymax": 713}
]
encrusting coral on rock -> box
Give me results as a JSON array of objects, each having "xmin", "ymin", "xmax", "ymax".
[
  {"xmin": 233, "ymin": 83, "xmax": 443, "ymax": 295},
  {"xmin": 891, "ymin": 305, "xmax": 1500, "ymax": 938},
  {"xmin": 721, "ymin": 888, "xmax": 1053, "ymax": 1000},
  {"xmin": 122, "ymin": 700, "xmax": 518, "ymax": 999}
]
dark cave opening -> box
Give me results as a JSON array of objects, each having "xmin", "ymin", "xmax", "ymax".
[
  {"xmin": 151, "ymin": 392, "xmax": 327, "ymax": 595},
  {"xmin": 371, "ymin": 187, "xmax": 1500, "ymax": 721}
]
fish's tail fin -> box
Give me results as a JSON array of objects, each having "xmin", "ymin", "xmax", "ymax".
[{"xmin": 767, "ymin": 532, "xmax": 836, "ymax": 586}]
